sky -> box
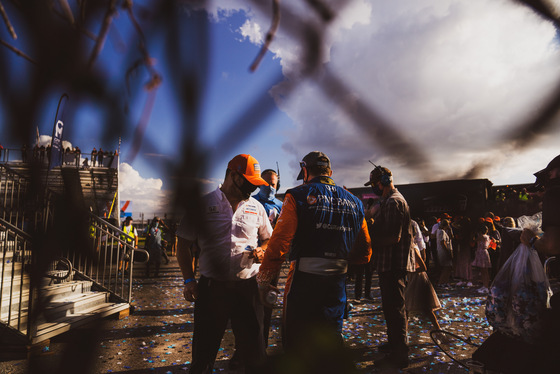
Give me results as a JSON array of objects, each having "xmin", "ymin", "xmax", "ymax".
[{"xmin": 2, "ymin": 0, "xmax": 560, "ymax": 219}]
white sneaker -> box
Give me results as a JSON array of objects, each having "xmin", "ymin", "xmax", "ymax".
[{"xmin": 466, "ymin": 282, "xmax": 473, "ymax": 287}]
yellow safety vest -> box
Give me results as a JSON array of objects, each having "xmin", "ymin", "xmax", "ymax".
[{"xmin": 121, "ymin": 225, "xmax": 137, "ymax": 245}]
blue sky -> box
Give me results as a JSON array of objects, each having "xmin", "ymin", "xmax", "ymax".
[{"xmin": 2, "ymin": 0, "xmax": 560, "ymax": 218}]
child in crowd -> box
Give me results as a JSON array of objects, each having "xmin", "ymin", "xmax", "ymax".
[
  {"xmin": 471, "ymin": 225, "xmax": 492, "ymax": 293},
  {"xmin": 406, "ymin": 246, "xmax": 442, "ymax": 330}
]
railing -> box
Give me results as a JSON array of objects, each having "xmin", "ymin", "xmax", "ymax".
[
  {"xmin": 73, "ymin": 214, "xmax": 149, "ymax": 303},
  {"xmin": 0, "ymin": 164, "xmax": 54, "ymax": 233},
  {"xmin": 0, "ymin": 148, "xmax": 118, "ymax": 169},
  {"xmin": 0, "ymin": 214, "xmax": 150, "ymax": 341},
  {"xmin": 0, "ymin": 218, "xmax": 33, "ymax": 338}
]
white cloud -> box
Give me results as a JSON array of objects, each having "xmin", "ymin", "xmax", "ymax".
[
  {"xmin": 211, "ymin": 0, "xmax": 560, "ymax": 187},
  {"xmin": 119, "ymin": 162, "xmax": 169, "ymax": 217},
  {"xmin": 239, "ymin": 19, "xmax": 264, "ymax": 44}
]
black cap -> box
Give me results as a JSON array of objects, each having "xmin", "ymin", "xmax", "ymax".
[
  {"xmin": 297, "ymin": 151, "xmax": 331, "ymax": 180},
  {"xmin": 364, "ymin": 166, "xmax": 392, "ymax": 186},
  {"xmin": 534, "ymin": 154, "xmax": 560, "ymax": 184}
]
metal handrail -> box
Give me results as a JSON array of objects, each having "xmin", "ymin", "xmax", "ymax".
[
  {"xmin": 0, "ymin": 148, "xmax": 118, "ymax": 168},
  {"xmin": 0, "ymin": 217, "xmax": 33, "ymax": 339},
  {"xmin": 0, "ymin": 163, "xmax": 55, "ymax": 232},
  {"xmin": 0, "ymin": 218, "xmax": 32, "ymax": 241},
  {"xmin": 76, "ymin": 213, "xmax": 149, "ymax": 303}
]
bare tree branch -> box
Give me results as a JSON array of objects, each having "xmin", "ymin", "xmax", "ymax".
[
  {"xmin": 0, "ymin": 38, "xmax": 36, "ymax": 64},
  {"xmin": 87, "ymin": 0, "xmax": 118, "ymax": 69},
  {"xmin": 57, "ymin": 0, "xmax": 74, "ymax": 25},
  {"xmin": 0, "ymin": 0, "xmax": 17, "ymax": 39},
  {"xmin": 250, "ymin": 0, "xmax": 280, "ymax": 72}
]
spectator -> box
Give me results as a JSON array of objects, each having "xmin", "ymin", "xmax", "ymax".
[
  {"xmin": 471, "ymin": 225, "xmax": 492, "ymax": 294},
  {"xmin": 497, "ymin": 216, "xmax": 520, "ymax": 271},
  {"xmin": 75, "ymin": 146, "xmax": 81, "ymax": 167},
  {"xmin": 252, "ymin": 169, "xmax": 283, "ymax": 228},
  {"xmin": 97, "ymin": 148, "xmax": 104, "ymax": 167},
  {"xmin": 145, "ymin": 217, "xmax": 163, "ymax": 277},
  {"xmin": 521, "ymin": 154, "xmax": 560, "ymax": 256},
  {"xmin": 365, "ymin": 165, "xmax": 415, "ymax": 369},
  {"xmin": 405, "ymin": 245, "xmax": 442, "ymax": 331},
  {"xmin": 436, "ymin": 219, "xmax": 454, "ymax": 287},
  {"xmin": 91, "ymin": 147, "xmax": 97, "ymax": 166},
  {"xmin": 82, "ymin": 157, "xmax": 90, "ymax": 170},
  {"xmin": 454, "ymin": 216, "xmax": 474, "ymax": 287},
  {"xmin": 21, "ymin": 144, "xmax": 28, "ymax": 163}
]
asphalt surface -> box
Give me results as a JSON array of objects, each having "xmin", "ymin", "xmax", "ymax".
[{"xmin": 1, "ymin": 256, "xmax": 553, "ymax": 374}]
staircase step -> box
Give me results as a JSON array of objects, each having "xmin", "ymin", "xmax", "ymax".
[
  {"xmin": 39, "ymin": 280, "xmax": 93, "ymax": 302},
  {"xmin": 42, "ymin": 291, "xmax": 111, "ymax": 322},
  {"xmin": 32, "ymin": 301, "xmax": 129, "ymax": 344},
  {"xmin": 1, "ymin": 281, "xmax": 97, "ymax": 329}
]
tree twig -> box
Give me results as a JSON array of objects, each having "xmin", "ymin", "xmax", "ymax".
[
  {"xmin": 249, "ymin": 0, "xmax": 280, "ymax": 72},
  {"xmin": 0, "ymin": 0, "xmax": 17, "ymax": 39},
  {"xmin": 0, "ymin": 38, "xmax": 36, "ymax": 64},
  {"xmin": 87, "ymin": 0, "xmax": 118, "ymax": 69},
  {"xmin": 57, "ymin": 0, "xmax": 74, "ymax": 25}
]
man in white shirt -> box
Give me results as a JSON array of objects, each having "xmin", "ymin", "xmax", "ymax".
[{"xmin": 176, "ymin": 154, "xmax": 273, "ymax": 373}]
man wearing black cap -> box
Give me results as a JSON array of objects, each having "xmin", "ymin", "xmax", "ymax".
[
  {"xmin": 176, "ymin": 154, "xmax": 273, "ymax": 373},
  {"xmin": 257, "ymin": 151, "xmax": 371, "ymax": 352},
  {"xmin": 365, "ymin": 165, "xmax": 415, "ymax": 369},
  {"xmin": 521, "ymin": 155, "xmax": 560, "ymax": 256}
]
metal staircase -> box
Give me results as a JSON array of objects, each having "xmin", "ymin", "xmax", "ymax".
[{"xmin": 0, "ymin": 161, "xmax": 148, "ymax": 354}]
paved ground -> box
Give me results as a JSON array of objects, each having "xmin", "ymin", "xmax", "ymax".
[{"xmin": 0, "ymin": 256, "xmax": 549, "ymax": 374}]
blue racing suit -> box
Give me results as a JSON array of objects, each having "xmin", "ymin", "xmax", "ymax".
[{"xmin": 257, "ymin": 176, "xmax": 371, "ymax": 348}]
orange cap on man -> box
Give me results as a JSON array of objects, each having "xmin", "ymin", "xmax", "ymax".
[{"xmin": 228, "ymin": 154, "xmax": 269, "ymax": 186}]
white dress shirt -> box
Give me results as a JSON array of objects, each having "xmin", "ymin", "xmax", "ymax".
[{"xmin": 177, "ymin": 186, "xmax": 273, "ymax": 281}]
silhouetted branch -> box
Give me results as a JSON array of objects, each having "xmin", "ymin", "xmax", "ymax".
[
  {"xmin": 0, "ymin": 38, "xmax": 35, "ymax": 64},
  {"xmin": 87, "ymin": 0, "xmax": 118, "ymax": 69},
  {"xmin": 126, "ymin": 88, "xmax": 158, "ymax": 164},
  {"xmin": 516, "ymin": 0, "xmax": 560, "ymax": 28},
  {"xmin": 57, "ymin": 0, "xmax": 74, "ymax": 25},
  {"xmin": 250, "ymin": 0, "xmax": 280, "ymax": 72},
  {"xmin": 0, "ymin": 1, "xmax": 17, "ymax": 40},
  {"xmin": 0, "ymin": 0, "xmax": 16, "ymax": 39}
]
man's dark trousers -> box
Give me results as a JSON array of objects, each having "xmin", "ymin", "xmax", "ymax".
[
  {"xmin": 190, "ymin": 276, "xmax": 266, "ymax": 374},
  {"xmin": 378, "ymin": 270, "xmax": 409, "ymax": 356}
]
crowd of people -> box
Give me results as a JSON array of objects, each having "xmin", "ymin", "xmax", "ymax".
[
  {"xmin": 127, "ymin": 152, "xmax": 559, "ymax": 373},
  {"xmin": 0, "ymin": 144, "xmax": 119, "ymax": 168}
]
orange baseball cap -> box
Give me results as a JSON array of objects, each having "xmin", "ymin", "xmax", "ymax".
[{"xmin": 228, "ymin": 154, "xmax": 269, "ymax": 186}]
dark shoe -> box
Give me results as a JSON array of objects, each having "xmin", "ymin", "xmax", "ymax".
[
  {"xmin": 377, "ymin": 343, "xmax": 394, "ymax": 354},
  {"xmin": 374, "ymin": 354, "xmax": 409, "ymax": 369}
]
